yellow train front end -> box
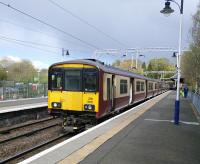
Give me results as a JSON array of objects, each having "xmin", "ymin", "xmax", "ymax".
[{"xmin": 48, "ymin": 63, "xmax": 99, "ymax": 130}]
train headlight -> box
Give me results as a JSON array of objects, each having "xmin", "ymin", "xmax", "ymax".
[
  {"xmin": 84, "ymin": 104, "xmax": 95, "ymax": 111},
  {"xmin": 52, "ymin": 102, "xmax": 61, "ymax": 108}
]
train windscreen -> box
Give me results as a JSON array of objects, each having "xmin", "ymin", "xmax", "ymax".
[
  {"xmin": 83, "ymin": 68, "xmax": 98, "ymax": 92},
  {"xmin": 50, "ymin": 71, "xmax": 63, "ymax": 90},
  {"xmin": 49, "ymin": 68, "xmax": 98, "ymax": 92},
  {"xmin": 64, "ymin": 70, "xmax": 82, "ymax": 91}
]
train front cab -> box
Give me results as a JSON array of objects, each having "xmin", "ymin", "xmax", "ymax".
[{"xmin": 48, "ymin": 63, "xmax": 99, "ymax": 125}]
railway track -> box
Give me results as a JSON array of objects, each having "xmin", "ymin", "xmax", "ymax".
[
  {"xmin": 0, "ymin": 94, "xmax": 161, "ymax": 163},
  {"xmin": 0, "ymin": 117, "xmax": 64, "ymax": 163},
  {"xmin": 0, "ymin": 132, "xmax": 71, "ymax": 163},
  {"xmin": 0, "ymin": 116, "xmax": 61, "ymax": 144},
  {"xmin": 0, "ymin": 117, "xmax": 55, "ymax": 134},
  {"xmin": 0, "ymin": 118, "xmax": 90, "ymax": 163},
  {"xmin": 0, "ymin": 123, "xmax": 59, "ymax": 145}
]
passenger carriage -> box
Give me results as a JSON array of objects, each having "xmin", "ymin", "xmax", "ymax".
[{"xmin": 48, "ymin": 59, "xmax": 163, "ymax": 129}]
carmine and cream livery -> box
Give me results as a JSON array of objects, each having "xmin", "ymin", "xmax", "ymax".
[{"xmin": 48, "ymin": 59, "xmax": 166, "ymax": 129}]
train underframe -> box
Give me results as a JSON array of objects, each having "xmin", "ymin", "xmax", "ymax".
[{"xmin": 50, "ymin": 109, "xmax": 97, "ymax": 132}]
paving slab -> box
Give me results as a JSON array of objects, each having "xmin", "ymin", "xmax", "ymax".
[
  {"xmin": 20, "ymin": 91, "xmax": 169, "ymax": 164},
  {"xmin": 0, "ymin": 98, "xmax": 47, "ymax": 113},
  {"xmin": 0, "ymin": 97, "xmax": 47, "ymax": 108},
  {"xmin": 80, "ymin": 91, "xmax": 200, "ymax": 164}
]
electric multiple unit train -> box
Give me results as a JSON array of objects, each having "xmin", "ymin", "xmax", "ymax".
[{"xmin": 48, "ymin": 59, "xmax": 166, "ymax": 130}]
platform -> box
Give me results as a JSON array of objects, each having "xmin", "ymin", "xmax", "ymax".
[
  {"xmin": 0, "ymin": 98, "xmax": 47, "ymax": 113},
  {"xmin": 20, "ymin": 91, "xmax": 200, "ymax": 164}
]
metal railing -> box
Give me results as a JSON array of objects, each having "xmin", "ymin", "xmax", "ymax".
[
  {"xmin": 0, "ymin": 81, "xmax": 48, "ymax": 101},
  {"xmin": 188, "ymin": 91, "xmax": 200, "ymax": 115}
]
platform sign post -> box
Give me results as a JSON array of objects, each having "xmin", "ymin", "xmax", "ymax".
[{"xmin": 160, "ymin": 0, "xmax": 184, "ymax": 125}]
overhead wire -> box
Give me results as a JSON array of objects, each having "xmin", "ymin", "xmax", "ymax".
[
  {"xmin": 0, "ymin": 36, "xmax": 59, "ymax": 54},
  {"xmin": 0, "ymin": 34, "xmax": 62, "ymax": 49},
  {"xmin": 0, "ymin": 18, "xmax": 93, "ymax": 52},
  {"xmin": 0, "ymin": 34, "xmax": 92, "ymax": 57},
  {"xmin": 48, "ymin": 0, "xmax": 127, "ymax": 48},
  {"xmin": 0, "ymin": 36, "xmax": 82, "ymax": 61},
  {"xmin": 0, "ymin": 1, "xmax": 100, "ymax": 49}
]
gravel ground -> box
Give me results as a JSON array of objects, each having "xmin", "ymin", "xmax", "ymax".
[
  {"xmin": 0, "ymin": 125, "xmax": 62, "ymax": 161},
  {"xmin": 0, "ymin": 117, "xmax": 53, "ymax": 132},
  {"xmin": 0, "ymin": 118, "xmax": 61, "ymax": 141}
]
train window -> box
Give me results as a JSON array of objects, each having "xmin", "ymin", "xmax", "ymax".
[
  {"xmin": 148, "ymin": 83, "xmax": 153, "ymax": 91},
  {"xmin": 83, "ymin": 68, "xmax": 98, "ymax": 92},
  {"xmin": 141, "ymin": 82, "xmax": 145, "ymax": 91},
  {"xmin": 136, "ymin": 81, "xmax": 145, "ymax": 92},
  {"xmin": 65, "ymin": 70, "xmax": 82, "ymax": 91},
  {"xmin": 155, "ymin": 83, "xmax": 158, "ymax": 90},
  {"xmin": 50, "ymin": 72, "xmax": 63, "ymax": 90},
  {"xmin": 136, "ymin": 81, "xmax": 140, "ymax": 92},
  {"xmin": 120, "ymin": 79, "xmax": 127, "ymax": 94}
]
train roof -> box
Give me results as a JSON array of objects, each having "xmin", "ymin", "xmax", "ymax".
[{"xmin": 49, "ymin": 59, "xmax": 160, "ymax": 82}]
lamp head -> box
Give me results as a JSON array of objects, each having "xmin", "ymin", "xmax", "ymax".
[
  {"xmin": 172, "ymin": 52, "xmax": 177, "ymax": 57},
  {"xmin": 160, "ymin": 1, "xmax": 174, "ymax": 17},
  {"xmin": 66, "ymin": 50, "xmax": 70, "ymax": 56}
]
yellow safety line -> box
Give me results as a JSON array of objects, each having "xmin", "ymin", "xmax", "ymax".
[{"xmin": 59, "ymin": 92, "xmax": 170, "ymax": 164}]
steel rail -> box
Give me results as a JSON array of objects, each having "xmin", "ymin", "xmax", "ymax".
[
  {"xmin": 0, "ymin": 132, "xmax": 71, "ymax": 163},
  {"xmin": 0, "ymin": 123, "xmax": 60, "ymax": 145},
  {"xmin": 0, "ymin": 117, "xmax": 56, "ymax": 134}
]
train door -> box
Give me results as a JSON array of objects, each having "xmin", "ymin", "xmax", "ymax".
[
  {"xmin": 104, "ymin": 74, "xmax": 115, "ymax": 112},
  {"xmin": 111, "ymin": 75, "xmax": 115, "ymax": 110},
  {"xmin": 106, "ymin": 77, "xmax": 112, "ymax": 112},
  {"xmin": 129, "ymin": 78, "xmax": 134, "ymax": 104},
  {"xmin": 56, "ymin": 68, "xmax": 83, "ymax": 112},
  {"xmin": 145, "ymin": 80, "xmax": 148, "ymax": 98},
  {"xmin": 82, "ymin": 67, "xmax": 99, "ymax": 113},
  {"xmin": 132, "ymin": 78, "xmax": 135, "ymax": 103}
]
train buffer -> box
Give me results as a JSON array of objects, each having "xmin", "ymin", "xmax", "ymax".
[{"xmin": 20, "ymin": 91, "xmax": 200, "ymax": 164}]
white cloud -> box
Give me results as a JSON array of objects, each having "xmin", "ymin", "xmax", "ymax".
[
  {"xmin": 7, "ymin": 55, "xmax": 22, "ymax": 62},
  {"xmin": 0, "ymin": 0, "xmax": 199, "ymax": 64},
  {"xmin": 32, "ymin": 60, "xmax": 49, "ymax": 70},
  {"xmin": 0, "ymin": 55, "xmax": 22, "ymax": 62},
  {"xmin": 0, "ymin": 56, "xmax": 49, "ymax": 69}
]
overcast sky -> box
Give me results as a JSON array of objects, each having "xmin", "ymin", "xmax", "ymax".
[{"xmin": 0, "ymin": 0, "xmax": 199, "ymax": 69}]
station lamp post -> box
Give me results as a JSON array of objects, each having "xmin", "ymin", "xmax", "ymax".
[
  {"xmin": 6, "ymin": 70, "xmax": 8, "ymax": 80},
  {"xmin": 135, "ymin": 53, "xmax": 145, "ymax": 69},
  {"xmin": 37, "ymin": 70, "xmax": 40, "ymax": 84},
  {"xmin": 160, "ymin": 0, "xmax": 184, "ymax": 125},
  {"xmin": 130, "ymin": 51, "xmax": 145, "ymax": 70}
]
